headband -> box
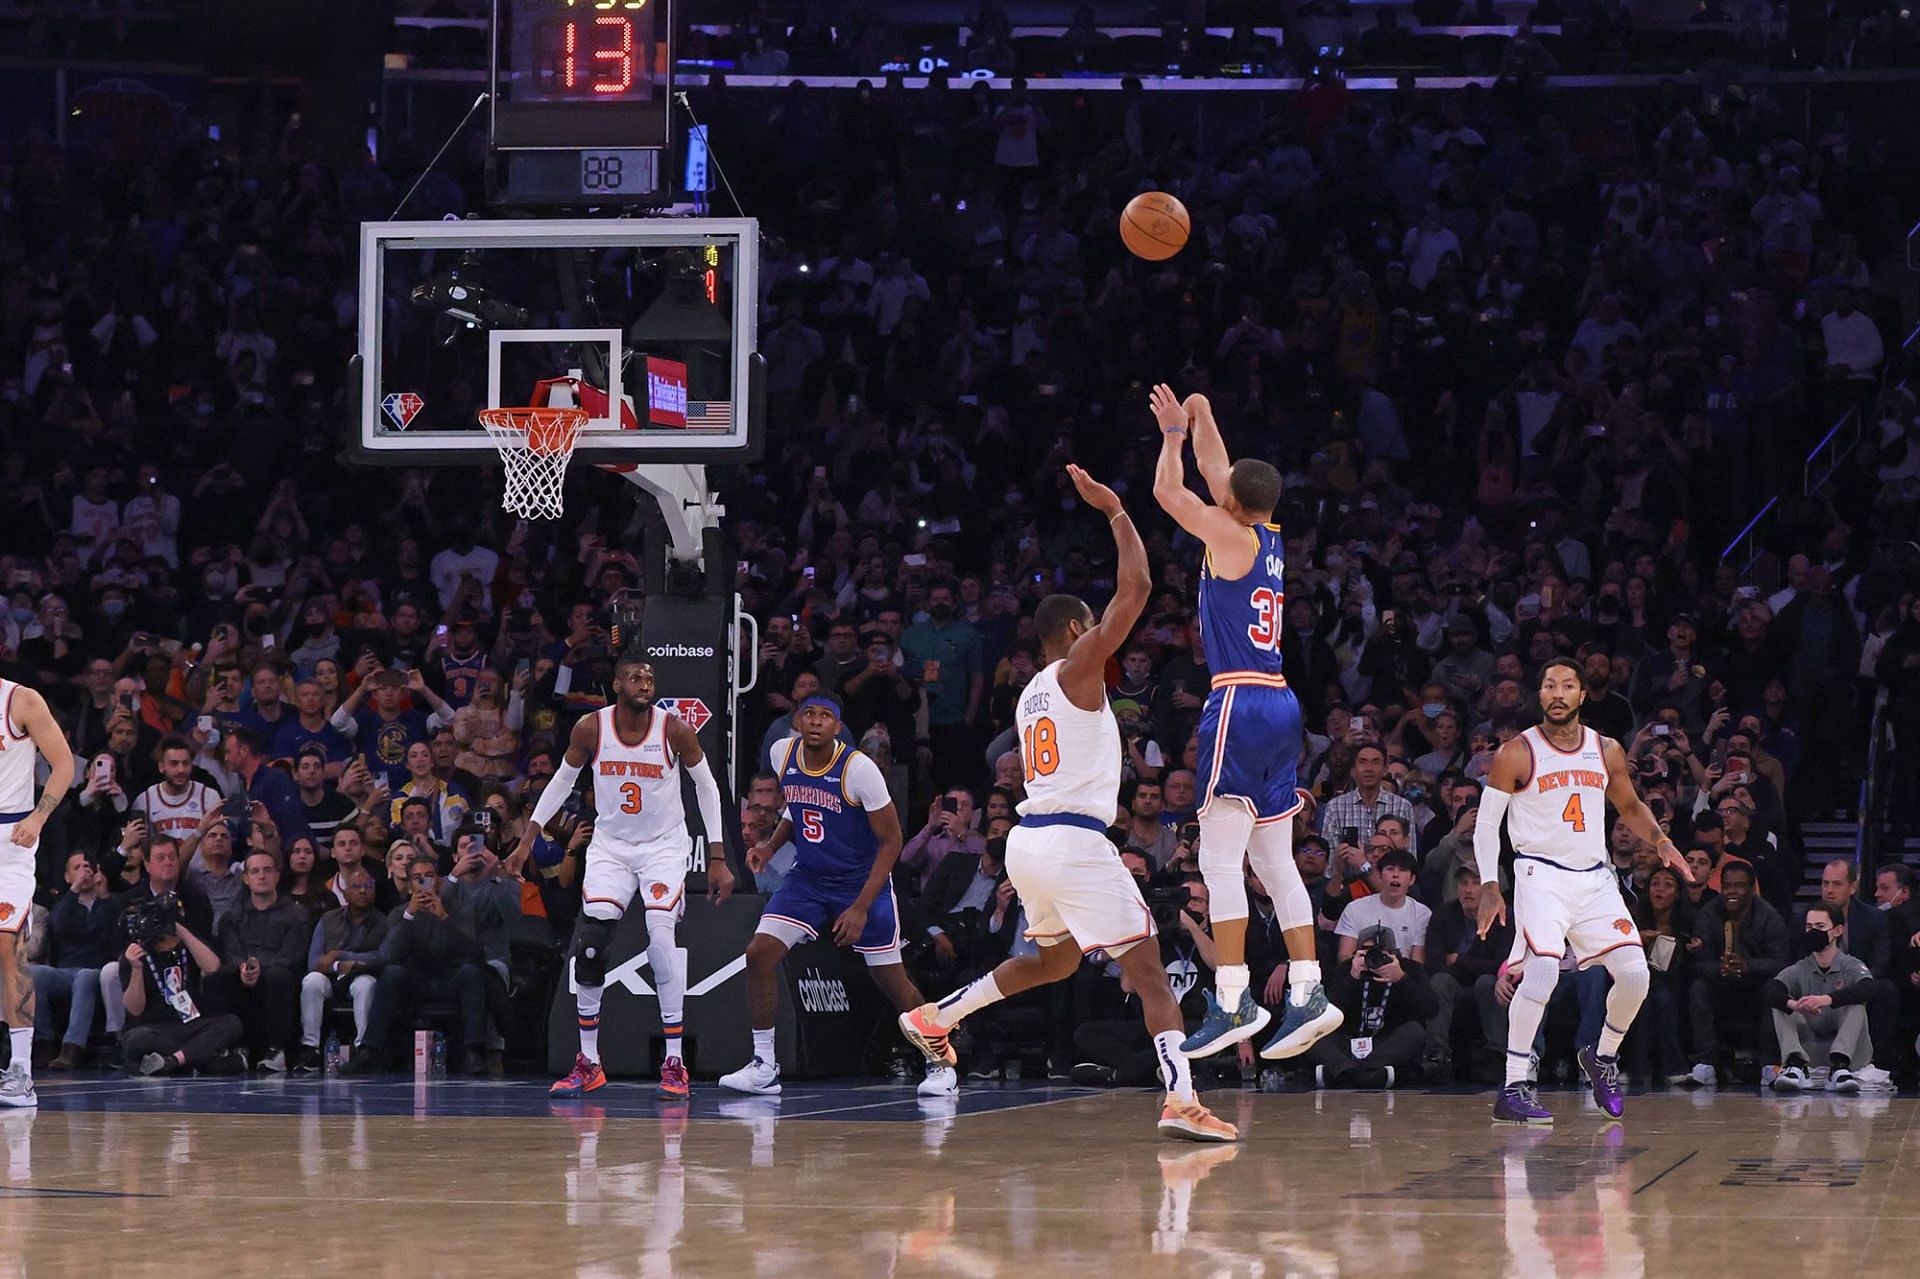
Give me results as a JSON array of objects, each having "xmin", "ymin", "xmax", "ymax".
[{"xmin": 798, "ymin": 695, "xmax": 842, "ymax": 718}]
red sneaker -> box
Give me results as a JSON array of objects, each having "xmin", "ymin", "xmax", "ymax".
[
  {"xmin": 656, "ymin": 1056, "xmax": 691, "ymax": 1101},
  {"xmin": 897, "ymin": 1005, "xmax": 958, "ymax": 1066},
  {"xmin": 550, "ymin": 1052, "xmax": 606, "ymax": 1098}
]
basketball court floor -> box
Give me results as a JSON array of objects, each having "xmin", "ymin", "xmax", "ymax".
[{"xmin": 1, "ymin": 1077, "xmax": 1912, "ymax": 1277}]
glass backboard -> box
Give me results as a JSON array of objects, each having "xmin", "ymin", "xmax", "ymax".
[{"xmin": 354, "ymin": 217, "xmax": 760, "ymax": 463}]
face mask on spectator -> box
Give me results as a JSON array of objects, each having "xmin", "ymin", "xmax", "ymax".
[
  {"xmin": 1804, "ymin": 928, "xmax": 1831, "ymax": 952},
  {"xmin": 1422, "ymin": 701, "xmax": 1445, "ymax": 718},
  {"xmin": 101, "ymin": 599, "xmax": 127, "ymax": 620}
]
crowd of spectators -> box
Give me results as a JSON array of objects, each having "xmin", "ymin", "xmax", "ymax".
[{"xmin": 4, "ymin": 21, "xmax": 1920, "ymax": 1090}]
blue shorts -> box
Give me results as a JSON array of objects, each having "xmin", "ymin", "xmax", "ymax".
[
  {"xmin": 1196, "ymin": 681, "xmax": 1304, "ymax": 824},
  {"xmin": 758, "ymin": 872, "xmax": 903, "ymax": 965}
]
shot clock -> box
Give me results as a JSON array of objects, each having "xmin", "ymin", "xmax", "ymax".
[{"xmin": 489, "ymin": 0, "xmax": 674, "ymax": 202}]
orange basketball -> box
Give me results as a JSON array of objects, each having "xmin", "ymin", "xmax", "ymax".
[{"xmin": 1120, "ymin": 191, "xmax": 1190, "ymax": 261}]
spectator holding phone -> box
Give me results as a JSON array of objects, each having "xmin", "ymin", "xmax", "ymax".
[
  {"xmin": 330, "ymin": 663, "xmax": 455, "ymax": 789},
  {"xmin": 900, "ymin": 786, "xmax": 986, "ymax": 885}
]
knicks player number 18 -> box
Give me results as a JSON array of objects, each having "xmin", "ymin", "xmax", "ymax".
[{"xmin": 1023, "ymin": 717, "xmax": 1059, "ymax": 782}]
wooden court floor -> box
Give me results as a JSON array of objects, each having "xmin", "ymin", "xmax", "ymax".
[{"xmin": 0, "ymin": 1077, "xmax": 1914, "ymax": 1278}]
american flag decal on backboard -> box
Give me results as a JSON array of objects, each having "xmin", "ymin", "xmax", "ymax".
[{"xmin": 684, "ymin": 400, "xmax": 732, "ymax": 430}]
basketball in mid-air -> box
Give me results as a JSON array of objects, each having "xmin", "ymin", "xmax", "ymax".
[{"xmin": 1120, "ymin": 191, "xmax": 1190, "ymax": 261}]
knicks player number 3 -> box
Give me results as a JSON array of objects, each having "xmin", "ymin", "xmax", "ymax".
[{"xmin": 1023, "ymin": 717, "xmax": 1060, "ymax": 781}]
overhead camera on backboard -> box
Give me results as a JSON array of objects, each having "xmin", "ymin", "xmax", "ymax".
[{"xmin": 410, "ymin": 251, "xmax": 531, "ymax": 331}]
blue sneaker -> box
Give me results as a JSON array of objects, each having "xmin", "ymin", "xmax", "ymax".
[
  {"xmin": 1257, "ymin": 983, "xmax": 1345, "ymax": 1060},
  {"xmin": 1578, "ymin": 1045, "xmax": 1625, "ymax": 1118},
  {"xmin": 1179, "ymin": 991, "xmax": 1272, "ymax": 1058},
  {"xmin": 1493, "ymin": 1082, "xmax": 1554, "ymax": 1126}
]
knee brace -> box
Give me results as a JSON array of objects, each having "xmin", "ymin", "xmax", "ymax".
[
  {"xmin": 570, "ymin": 914, "xmax": 616, "ymax": 988},
  {"xmin": 1599, "ymin": 945, "xmax": 1650, "ymax": 999},
  {"xmin": 1198, "ymin": 812, "xmax": 1253, "ymax": 924},
  {"xmin": 1248, "ymin": 821, "xmax": 1312, "ymax": 931},
  {"xmin": 1516, "ymin": 953, "xmax": 1561, "ymax": 1004}
]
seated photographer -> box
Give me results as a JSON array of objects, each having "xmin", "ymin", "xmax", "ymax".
[
  {"xmin": 342, "ymin": 853, "xmax": 507, "ymax": 1076},
  {"xmin": 1766, "ymin": 903, "xmax": 1874, "ymax": 1093},
  {"xmin": 295, "ymin": 865, "xmax": 389, "ymax": 1073},
  {"xmin": 1069, "ymin": 877, "xmax": 1218, "ymax": 1086},
  {"xmin": 1424, "ymin": 866, "xmax": 1513, "ymax": 1083},
  {"xmin": 1334, "ymin": 848, "xmax": 1430, "ymax": 964},
  {"xmin": 207, "ymin": 850, "xmax": 314, "ymax": 1073},
  {"xmin": 119, "ymin": 895, "xmax": 245, "ymax": 1076},
  {"xmin": 99, "ymin": 835, "xmax": 215, "ymax": 1055},
  {"xmin": 30, "ymin": 852, "xmax": 118, "ymax": 1070},
  {"xmin": 1304, "ymin": 924, "xmax": 1438, "ymax": 1089}
]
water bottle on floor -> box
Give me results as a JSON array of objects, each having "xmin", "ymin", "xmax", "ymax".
[{"xmin": 324, "ymin": 1033, "xmax": 342, "ymax": 1075}]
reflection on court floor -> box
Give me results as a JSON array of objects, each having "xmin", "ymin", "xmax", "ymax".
[{"xmin": 1, "ymin": 1079, "xmax": 1914, "ymax": 1277}]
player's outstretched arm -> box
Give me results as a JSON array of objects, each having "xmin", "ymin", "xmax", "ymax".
[
  {"xmin": 1602, "ymin": 737, "xmax": 1694, "ymax": 883},
  {"xmin": 10, "ymin": 687, "xmax": 75, "ymax": 847},
  {"xmin": 1183, "ymin": 392, "xmax": 1233, "ymax": 506},
  {"xmin": 1055, "ymin": 464, "xmax": 1150, "ymax": 713},
  {"xmin": 1149, "ymin": 383, "xmax": 1257, "ymax": 577},
  {"xmin": 1472, "ymin": 737, "xmax": 1530, "ymax": 938}
]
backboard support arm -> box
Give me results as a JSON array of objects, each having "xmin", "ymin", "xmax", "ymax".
[{"xmin": 620, "ymin": 463, "xmax": 723, "ymax": 567}]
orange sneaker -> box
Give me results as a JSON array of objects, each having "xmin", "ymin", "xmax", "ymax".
[
  {"xmin": 897, "ymin": 1005, "xmax": 958, "ymax": 1066},
  {"xmin": 656, "ymin": 1057, "xmax": 691, "ymax": 1101},
  {"xmin": 551, "ymin": 1052, "xmax": 607, "ymax": 1098},
  {"xmin": 1158, "ymin": 1097, "xmax": 1238, "ymax": 1143}
]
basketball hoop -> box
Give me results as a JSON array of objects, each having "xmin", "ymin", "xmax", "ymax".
[{"xmin": 479, "ymin": 406, "xmax": 588, "ymax": 519}]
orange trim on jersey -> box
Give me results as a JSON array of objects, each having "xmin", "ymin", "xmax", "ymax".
[
  {"xmin": 1086, "ymin": 912, "xmax": 1156, "ymax": 955},
  {"xmin": 1022, "ymin": 927, "xmax": 1073, "ymax": 940},
  {"xmin": 1534, "ymin": 725, "xmax": 1590, "ymax": 757},
  {"xmin": 583, "ymin": 895, "xmax": 628, "ymax": 916},
  {"xmin": 606, "ymin": 705, "xmax": 651, "ymax": 750},
  {"xmin": 1516, "ymin": 735, "xmax": 1536, "ymax": 790},
  {"xmin": 2, "ymin": 685, "xmax": 23, "ymax": 741},
  {"xmin": 0, "ymin": 913, "xmax": 25, "ymax": 935},
  {"xmin": 1211, "ymin": 671, "xmax": 1289, "ymax": 690},
  {"xmin": 1521, "ymin": 929, "xmax": 1563, "ymax": 960}
]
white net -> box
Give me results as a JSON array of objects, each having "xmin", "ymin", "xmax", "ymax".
[{"xmin": 479, "ymin": 407, "xmax": 588, "ymax": 519}]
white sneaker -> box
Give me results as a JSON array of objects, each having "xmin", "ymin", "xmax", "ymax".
[
  {"xmin": 138, "ymin": 1053, "xmax": 169, "ymax": 1077},
  {"xmin": 0, "ymin": 1066, "xmax": 37, "ymax": 1109},
  {"xmin": 917, "ymin": 1064, "xmax": 958, "ymax": 1097},
  {"xmin": 1771, "ymin": 1064, "xmax": 1810, "ymax": 1092},
  {"xmin": 258, "ymin": 1050, "xmax": 287, "ymax": 1074},
  {"xmin": 1828, "ymin": 1068, "xmax": 1861, "ymax": 1094},
  {"xmin": 718, "ymin": 1056, "xmax": 782, "ymax": 1095},
  {"xmin": 1683, "ymin": 1062, "xmax": 1717, "ymax": 1088},
  {"xmin": 1382, "ymin": 1066, "xmax": 1396, "ymax": 1089}
]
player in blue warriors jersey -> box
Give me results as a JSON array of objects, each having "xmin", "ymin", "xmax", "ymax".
[
  {"xmin": 1151, "ymin": 385, "xmax": 1342, "ymax": 1062},
  {"xmin": 718, "ymin": 693, "xmax": 958, "ymax": 1098}
]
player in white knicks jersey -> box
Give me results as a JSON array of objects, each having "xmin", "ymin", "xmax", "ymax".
[
  {"xmin": 509, "ymin": 652, "xmax": 735, "ymax": 1103},
  {"xmin": 0, "ymin": 677, "xmax": 77, "ymax": 1108},
  {"xmin": 1474, "ymin": 658, "xmax": 1691, "ymax": 1126},
  {"xmin": 899, "ymin": 464, "xmax": 1236, "ymax": 1143}
]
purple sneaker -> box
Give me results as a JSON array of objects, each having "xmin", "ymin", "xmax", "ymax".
[
  {"xmin": 1578, "ymin": 1045, "xmax": 1625, "ymax": 1118},
  {"xmin": 1493, "ymin": 1082, "xmax": 1553, "ymax": 1126}
]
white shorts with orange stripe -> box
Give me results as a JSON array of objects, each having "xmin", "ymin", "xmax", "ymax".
[
  {"xmin": 0, "ymin": 839, "xmax": 33, "ymax": 938},
  {"xmin": 1512, "ymin": 855, "xmax": 1641, "ymax": 967},
  {"xmin": 1004, "ymin": 822, "xmax": 1156, "ymax": 958},
  {"xmin": 580, "ymin": 831, "xmax": 691, "ymax": 921}
]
